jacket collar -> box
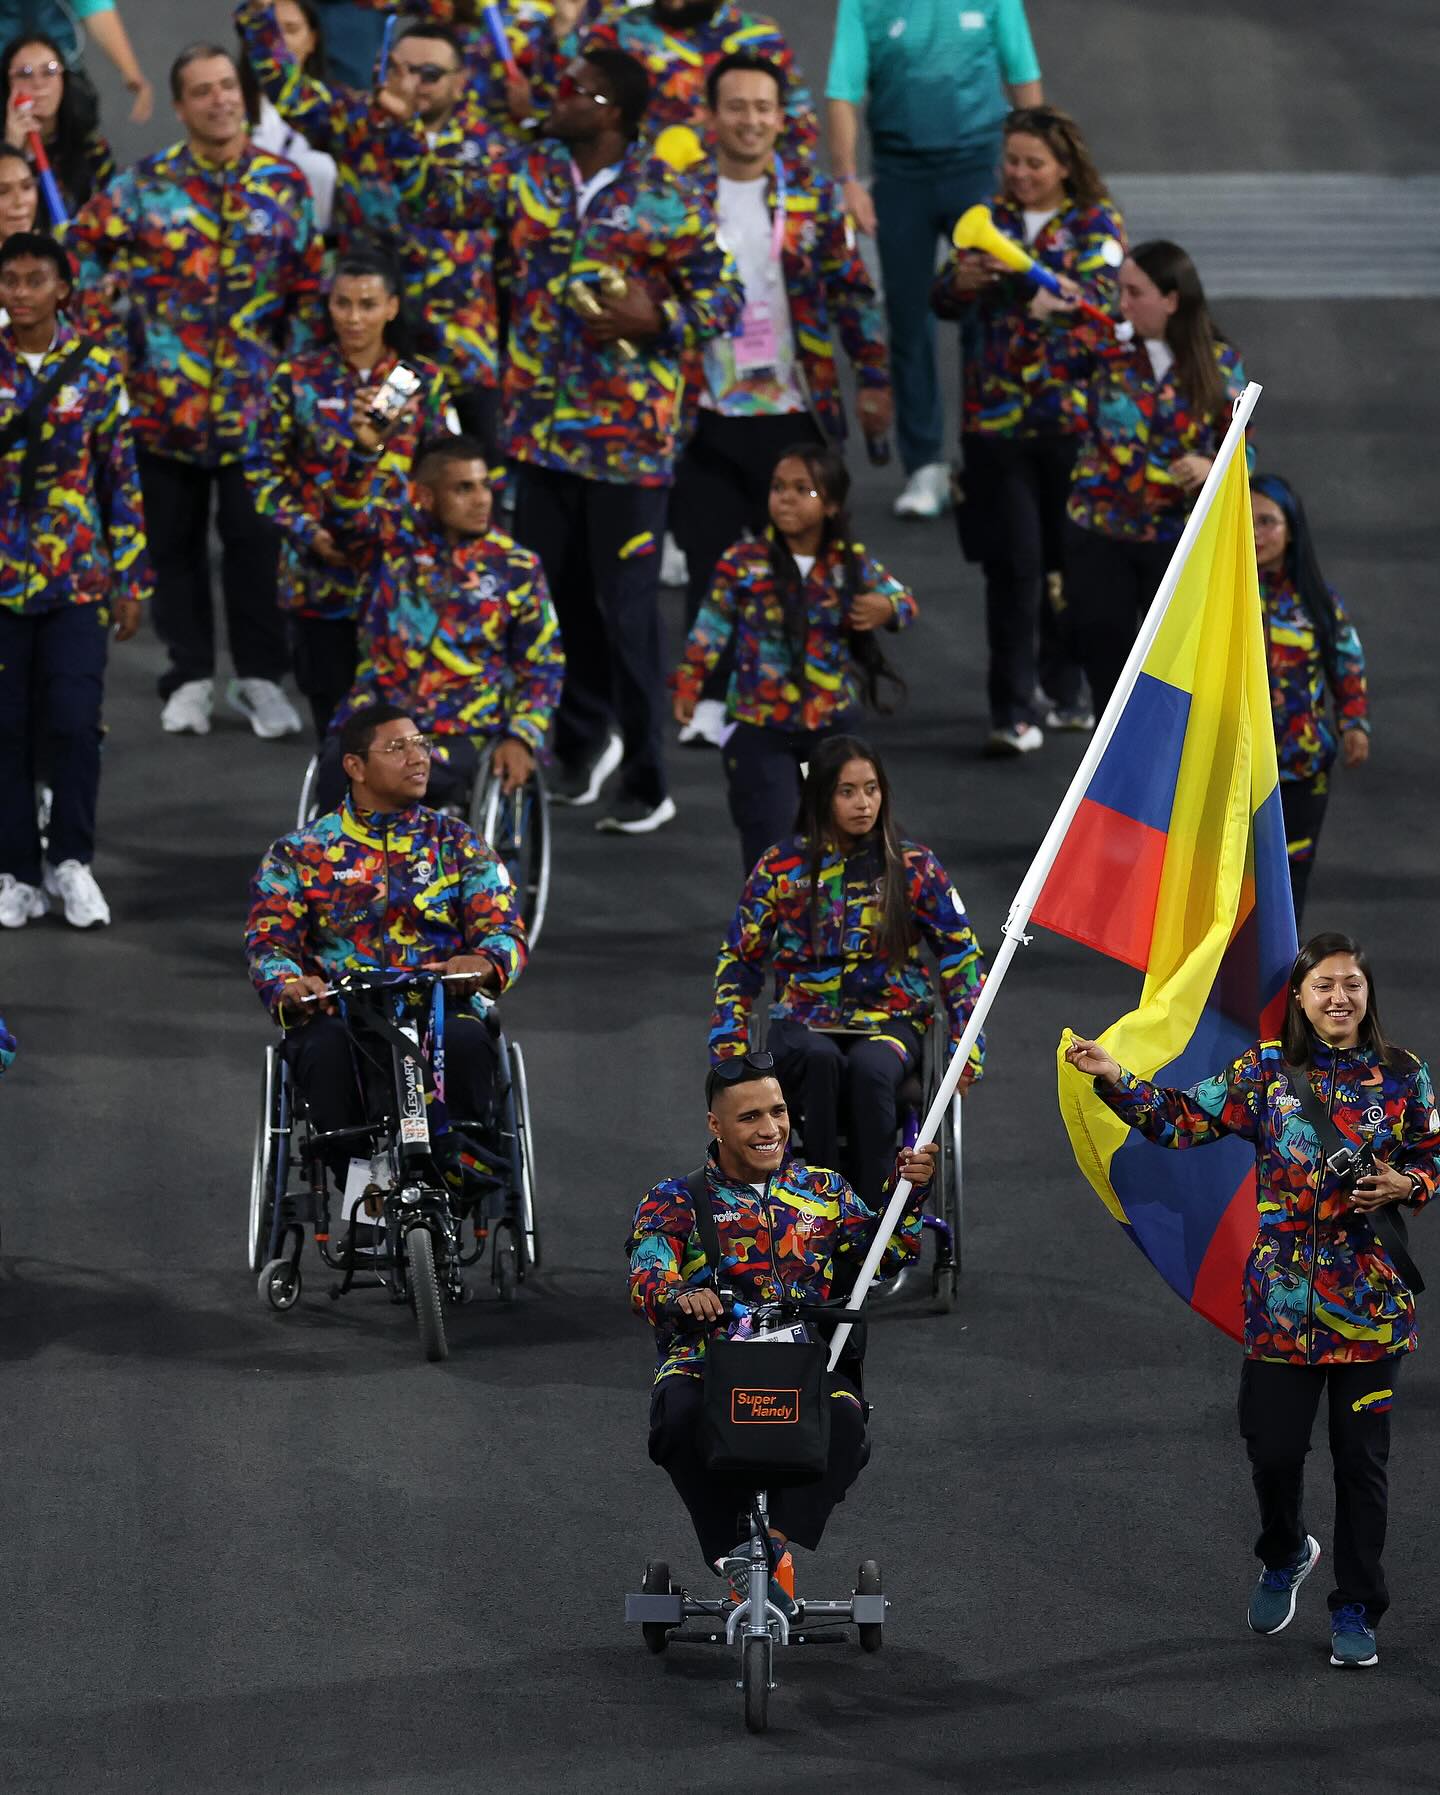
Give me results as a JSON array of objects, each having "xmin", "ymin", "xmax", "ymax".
[{"xmin": 340, "ymin": 791, "xmax": 425, "ymax": 845}]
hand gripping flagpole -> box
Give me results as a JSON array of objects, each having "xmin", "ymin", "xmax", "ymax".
[{"xmin": 827, "ymin": 381, "xmax": 1265, "ymax": 1368}]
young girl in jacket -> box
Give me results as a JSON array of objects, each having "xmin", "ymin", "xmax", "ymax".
[
  {"xmin": 711, "ymin": 735, "xmax": 986, "ymax": 1206},
  {"xmin": 673, "ymin": 443, "xmax": 916, "ymax": 871},
  {"xmin": 1067, "ymin": 933, "xmax": 1439, "ymax": 1670},
  {"xmin": 932, "ymin": 105, "xmax": 1125, "ymax": 754},
  {"xmin": 1064, "ymin": 239, "xmax": 1249, "ymax": 713},
  {"xmin": 1252, "ymin": 474, "xmax": 1369, "ymax": 924}
]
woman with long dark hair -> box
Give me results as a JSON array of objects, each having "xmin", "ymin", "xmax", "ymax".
[
  {"xmin": 1, "ymin": 32, "xmax": 112, "ymax": 226},
  {"xmin": 711, "ymin": 734, "xmax": 987, "ymax": 1206},
  {"xmin": 1252, "ymin": 473, "xmax": 1369, "ymax": 923},
  {"xmin": 1067, "ymin": 932, "xmax": 1438, "ymax": 1670},
  {"xmin": 1063, "ymin": 239, "xmax": 1250, "ymax": 713},
  {"xmin": 0, "ymin": 140, "xmax": 38, "ymax": 241},
  {"xmin": 932, "ymin": 104, "xmax": 1125, "ymax": 754},
  {"xmin": 674, "ymin": 443, "xmax": 916, "ymax": 871},
  {"xmin": 237, "ymin": 0, "xmax": 336, "ymax": 235}
]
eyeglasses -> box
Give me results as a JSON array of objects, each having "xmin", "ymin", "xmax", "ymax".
[
  {"xmin": 393, "ymin": 59, "xmax": 459, "ymax": 84},
  {"xmin": 13, "ymin": 60, "xmax": 62, "ymax": 81},
  {"xmin": 709, "ymin": 1052, "xmax": 776, "ymax": 1086},
  {"xmin": 556, "ymin": 72, "xmax": 613, "ymax": 105},
  {"xmin": 367, "ymin": 733, "xmax": 435, "ymax": 759}
]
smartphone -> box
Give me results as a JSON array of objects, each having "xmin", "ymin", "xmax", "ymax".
[{"xmin": 367, "ymin": 362, "xmax": 423, "ymax": 429}]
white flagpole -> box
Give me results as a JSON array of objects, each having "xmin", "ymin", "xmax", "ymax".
[{"xmin": 827, "ymin": 381, "xmax": 1264, "ymax": 1369}]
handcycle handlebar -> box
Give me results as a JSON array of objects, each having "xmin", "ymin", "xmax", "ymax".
[
  {"xmin": 297, "ymin": 969, "xmax": 494, "ymax": 1009},
  {"xmin": 669, "ymin": 1286, "xmax": 867, "ymax": 1331}
]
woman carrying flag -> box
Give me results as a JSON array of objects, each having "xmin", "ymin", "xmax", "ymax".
[{"xmin": 1066, "ymin": 933, "xmax": 1440, "ymax": 1671}]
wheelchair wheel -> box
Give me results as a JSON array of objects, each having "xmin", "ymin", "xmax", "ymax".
[
  {"xmin": 856, "ymin": 1560, "xmax": 884, "ymax": 1653},
  {"xmin": 475, "ymin": 762, "xmax": 551, "ymax": 951},
  {"xmin": 406, "ymin": 1225, "xmax": 448, "ymax": 1363},
  {"xmin": 641, "ymin": 1561, "xmax": 674, "ymax": 1655},
  {"xmin": 296, "ymin": 753, "xmax": 320, "ymax": 830},
  {"xmin": 509, "ymin": 1040, "xmax": 540, "ymax": 1270},
  {"xmin": 248, "ymin": 1046, "xmax": 287, "ymax": 1274},
  {"xmin": 742, "ymin": 1635, "xmax": 770, "ymax": 1734},
  {"xmin": 494, "ymin": 1225, "xmax": 519, "ymax": 1302},
  {"xmin": 258, "ymin": 1255, "xmax": 301, "ymax": 1311}
]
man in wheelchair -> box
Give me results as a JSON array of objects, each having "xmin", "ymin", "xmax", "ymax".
[
  {"xmin": 628, "ymin": 1054, "xmax": 936, "ymax": 1609},
  {"xmin": 244, "ymin": 702, "xmax": 527, "ymax": 1172},
  {"xmin": 312, "ymin": 434, "xmax": 564, "ymax": 813}
]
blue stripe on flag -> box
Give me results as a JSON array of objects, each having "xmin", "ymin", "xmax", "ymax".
[{"xmin": 1086, "ymin": 673, "xmax": 1191, "ymax": 834}]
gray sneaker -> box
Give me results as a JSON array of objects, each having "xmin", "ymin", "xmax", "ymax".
[{"xmin": 1247, "ymin": 1534, "xmax": 1321, "ymax": 1634}]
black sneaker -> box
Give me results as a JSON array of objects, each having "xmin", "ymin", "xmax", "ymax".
[
  {"xmin": 549, "ymin": 733, "xmax": 622, "ymax": 807},
  {"xmin": 595, "ymin": 794, "xmax": 677, "ymax": 835}
]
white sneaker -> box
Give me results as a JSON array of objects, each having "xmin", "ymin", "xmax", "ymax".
[
  {"xmin": 227, "ymin": 677, "xmax": 303, "ymax": 740},
  {"xmin": 43, "ymin": 859, "xmax": 111, "ymax": 928},
  {"xmin": 985, "ymin": 722, "xmax": 1044, "ymax": 757},
  {"xmin": 660, "ymin": 532, "xmax": 689, "ymax": 589},
  {"xmin": 161, "ymin": 678, "xmax": 214, "ymax": 735},
  {"xmin": 0, "ymin": 873, "xmax": 47, "ymax": 928},
  {"xmin": 893, "ymin": 462, "xmax": 951, "ymax": 519},
  {"xmin": 677, "ymin": 696, "xmax": 729, "ymax": 748}
]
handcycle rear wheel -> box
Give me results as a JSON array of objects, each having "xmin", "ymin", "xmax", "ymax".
[
  {"xmin": 406, "ymin": 1225, "xmax": 448, "ymax": 1362},
  {"xmin": 857, "ymin": 1559, "xmax": 884, "ymax": 1653},
  {"xmin": 641, "ymin": 1560, "xmax": 673, "ymax": 1655},
  {"xmin": 742, "ymin": 1636, "xmax": 770, "ymax": 1734}
]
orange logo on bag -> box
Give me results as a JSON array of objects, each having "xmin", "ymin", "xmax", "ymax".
[{"xmin": 731, "ymin": 1387, "xmax": 800, "ymax": 1425}]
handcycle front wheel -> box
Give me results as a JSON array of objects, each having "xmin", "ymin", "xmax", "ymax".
[
  {"xmin": 406, "ymin": 1225, "xmax": 448, "ymax": 1363},
  {"xmin": 742, "ymin": 1635, "xmax": 770, "ymax": 1734}
]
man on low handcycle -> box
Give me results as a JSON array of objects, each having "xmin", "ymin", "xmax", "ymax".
[
  {"xmin": 244, "ymin": 701, "xmax": 527, "ymax": 1171},
  {"xmin": 628, "ymin": 1053, "xmax": 937, "ymax": 1611},
  {"xmin": 312, "ymin": 433, "xmax": 565, "ymax": 814}
]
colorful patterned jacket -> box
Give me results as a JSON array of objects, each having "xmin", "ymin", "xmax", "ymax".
[
  {"xmin": 931, "ymin": 194, "xmax": 1127, "ymax": 436},
  {"xmin": 674, "ymin": 533, "xmax": 914, "ymax": 730},
  {"xmin": 246, "ymin": 345, "xmax": 452, "ymax": 621},
  {"xmin": 628, "ymin": 1147, "xmax": 921, "ymax": 1381},
  {"xmin": 1066, "ymin": 335, "xmax": 1249, "ymax": 543},
  {"xmin": 495, "ymin": 138, "xmax": 742, "ymax": 484},
  {"xmin": 351, "ymin": 0, "xmax": 562, "ymax": 139},
  {"xmin": 63, "ymin": 140, "xmax": 323, "ymax": 466},
  {"xmin": 1100, "ymin": 1039, "xmax": 1440, "ymax": 1365},
  {"xmin": 686, "ymin": 156, "xmax": 887, "ymax": 443},
  {"xmin": 0, "ymin": 316, "xmax": 151, "ymax": 614},
  {"xmin": 580, "ymin": 0, "xmax": 818, "ymax": 161},
  {"xmin": 712, "ymin": 834, "xmax": 987, "ymax": 1076},
  {"xmin": 244, "ymin": 795, "xmax": 527, "ymax": 1018},
  {"xmin": 1261, "ymin": 568, "xmax": 1369, "ymax": 784},
  {"xmin": 235, "ymin": 0, "xmax": 509, "ymax": 391},
  {"xmin": 332, "ymin": 490, "xmax": 564, "ymax": 749}
]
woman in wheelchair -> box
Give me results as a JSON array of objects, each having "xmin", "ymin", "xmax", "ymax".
[
  {"xmin": 311, "ymin": 435, "xmax": 564, "ymax": 815},
  {"xmin": 711, "ymin": 736, "xmax": 986, "ymax": 1207},
  {"xmin": 244, "ymin": 703, "xmax": 527, "ymax": 1168},
  {"xmin": 629, "ymin": 1057, "xmax": 937, "ymax": 1604}
]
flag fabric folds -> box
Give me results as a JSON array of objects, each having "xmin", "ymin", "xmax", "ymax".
[{"xmin": 1038, "ymin": 433, "xmax": 1297, "ymax": 1338}]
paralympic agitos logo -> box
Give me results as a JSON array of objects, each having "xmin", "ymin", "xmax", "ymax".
[{"xmin": 731, "ymin": 1387, "xmax": 800, "ymax": 1425}]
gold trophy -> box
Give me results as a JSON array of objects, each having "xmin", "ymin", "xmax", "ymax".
[{"xmin": 569, "ymin": 264, "xmax": 638, "ymax": 360}]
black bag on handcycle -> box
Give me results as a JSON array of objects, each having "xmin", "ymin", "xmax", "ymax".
[{"xmin": 685, "ymin": 1167, "xmax": 831, "ymax": 1483}]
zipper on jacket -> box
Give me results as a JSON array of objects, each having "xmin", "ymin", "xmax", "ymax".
[{"xmin": 1303, "ymin": 1056, "xmax": 1339, "ymax": 1363}]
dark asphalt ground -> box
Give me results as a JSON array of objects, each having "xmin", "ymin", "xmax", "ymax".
[{"xmin": 3, "ymin": 4, "xmax": 1439, "ymax": 1790}]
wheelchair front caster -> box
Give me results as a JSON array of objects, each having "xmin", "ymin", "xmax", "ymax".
[
  {"xmin": 259, "ymin": 1256, "xmax": 301, "ymax": 1311},
  {"xmin": 494, "ymin": 1232, "xmax": 519, "ymax": 1303},
  {"xmin": 930, "ymin": 1265, "xmax": 957, "ymax": 1314}
]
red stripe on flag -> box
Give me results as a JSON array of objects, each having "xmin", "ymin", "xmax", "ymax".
[
  {"xmin": 1188, "ymin": 1170, "xmax": 1258, "ymax": 1343},
  {"xmin": 1032, "ymin": 798, "xmax": 1167, "ymax": 971}
]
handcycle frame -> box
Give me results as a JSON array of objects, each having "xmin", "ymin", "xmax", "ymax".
[{"xmin": 249, "ymin": 968, "xmax": 538, "ymax": 1360}]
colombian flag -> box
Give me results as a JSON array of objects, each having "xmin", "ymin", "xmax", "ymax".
[{"xmin": 1037, "ymin": 404, "xmax": 1297, "ymax": 1338}]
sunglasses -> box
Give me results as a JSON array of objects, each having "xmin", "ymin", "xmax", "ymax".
[
  {"xmin": 556, "ymin": 72, "xmax": 613, "ymax": 105},
  {"xmin": 12, "ymin": 60, "xmax": 62, "ymax": 81},
  {"xmin": 366, "ymin": 733, "xmax": 435, "ymax": 759},
  {"xmin": 709, "ymin": 1052, "xmax": 776, "ymax": 1086},
  {"xmin": 393, "ymin": 59, "xmax": 458, "ymax": 84}
]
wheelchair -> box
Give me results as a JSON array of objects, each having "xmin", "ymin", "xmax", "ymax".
[
  {"xmin": 295, "ymin": 738, "xmax": 552, "ymax": 950},
  {"xmin": 247, "ymin": 970, "xmax": 539, "ymax": 1363},
  {"xmin": 625, "ymin": 1298, "xmax": 887, "ymax": 1736},
  {"xmin": 754, "ymin": 1013, "xmax": 965, "ymax": 1314}
]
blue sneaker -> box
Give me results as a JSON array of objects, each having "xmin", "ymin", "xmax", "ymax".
[
  {"xmin": 1246, "ymin": 1534, "xmax": 1321, "ymax": 1634},
  {"xmin": 1330, "ymin": 1604, "xmax": 1379, "ymax": 1668}
]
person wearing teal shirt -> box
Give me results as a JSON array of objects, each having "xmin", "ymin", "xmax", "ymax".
[{"xmin": 825, "ymin": 0, "xmax": 1042, "ymax": 519}]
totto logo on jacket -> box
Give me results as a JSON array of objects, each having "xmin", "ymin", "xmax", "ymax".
[
  {"xmin": 247, "ymin": 347, "xmax": 452, "ymax": 623},
  {"xmin": 245, "ymin": 796, "xmax": 527, "ymax": 1017},
  {"xmin": 712, "ymin": 834, "xmax": 987, "ymax": 1075},
  {"xmin": 1101, "ymin": 1040, "xmax": 1440, "ymax": 1365},
  {"xmin": 581, "ymin": 1, "xmax": 818, "ymax": 160},
  {"xmin": 64, "ymin": 141, "xmax": 324, "ymax": 468},
  {"xmin": 0, "ymin": 317, "xmax": 151, "ymax": 614},
  {"xmin": 498, "ymin": 140, "xmax": 743, "ymax": 485},
  {"xmin": 1262, "ymin": 568, "xmax": 1369, "ymax": 784},
  {"xmin": 932, "ymin": 194, "xmax": 1127, "ymax": 436},
  {"xmin": 628, "ymin": 1150, "xmax": 921, "ymax": 1382},
  {"xmin": 674, "ymin": 534, "xmax": 914, "ymax": 730},
  {"xmin": 333, "ymin": 508, "xmax": 565, "ymax": 750}
]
